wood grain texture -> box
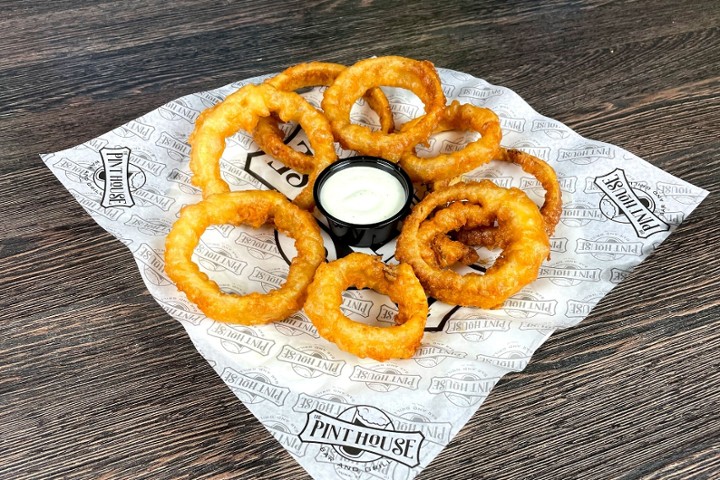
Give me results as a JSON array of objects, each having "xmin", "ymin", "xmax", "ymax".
[{"xmin": 1, "ymin": 0, "xmax": 719, "ymax": 479}]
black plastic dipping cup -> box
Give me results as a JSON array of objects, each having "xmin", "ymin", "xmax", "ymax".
[{"xmin": 313, "ymin": 156, "xmax": 414, "ymax": 248}]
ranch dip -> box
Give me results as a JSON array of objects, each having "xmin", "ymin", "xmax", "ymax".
[{"xmin": 319, "ymin": 166, "xmax": 407, "ymax": 225}]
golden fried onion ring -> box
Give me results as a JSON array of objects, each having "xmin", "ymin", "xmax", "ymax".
[
  {"xmin": 321, "ymin": 56, "xmax": 446, "ymax": 161},
  {"xmin": 426, "ymin": 148, "xmax": 563, "ymax": 267},
  {"xmin": 253, "ymin": 62, "xmax": 395, "ymax": 173},
  {"xmin": 456, "ymin": 148, "xmax": 563, "ymax": 248},
  {"xmin": 399, "ymin": 101, "xmax": 502, "ymax": 183},
  {"xmin": 304, "ymin": 253, "xmax": 428, "ymax": 361},
  {"xmin": 189, "ymin": 83, "xmax": 336, "ymax": 209},
  {"xmin": 164, "ymin": 190, "xmax": 325, "ymax": 324},
  {"xmin": 396, "ymin": 180, "xmax": 550, "ymax": 309}
]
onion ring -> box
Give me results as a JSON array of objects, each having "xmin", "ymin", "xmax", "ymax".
[
  {"xmin": 456, "ymin": 148, "xmax": 562, "ymax": 248},
  {"xmin": 396, "ymin": 180, "xmax": 550, "ymax": 308},
  {"xmin": 303, "ymin": 253, "xmax": 428, "ymax": 361},
  {"xmin": 399, "ymin": 101, "xmax": 502, "ymax": 183},
  {"xmin": 321, "ymin": 56, "xmax": 446, "ymax": 161},
  {"xmin": 189, "ymin": 83, "xmax": 336, "ymax": 209},
  {"xmin": 164, "ymin": 190, "xmax": 325, "ymax": 324}
]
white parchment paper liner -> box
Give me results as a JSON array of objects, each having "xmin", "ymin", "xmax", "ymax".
[{"xmin": 41, "ymin": 67, "xmax": 708, "ymax": 480}]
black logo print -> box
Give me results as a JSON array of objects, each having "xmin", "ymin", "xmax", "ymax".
[
  {"xmin": 595, "ymin": 168, "xmax": 670, "ymax": 238},
  {"xmin": 96, "ymin": 147, "xmax": 146, "ymax": 208},
  {"xmin": 299, "ymin": 406, "xmax": 424, "ymax": 468}
]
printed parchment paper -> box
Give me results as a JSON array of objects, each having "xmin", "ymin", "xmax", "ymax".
[{"xmin": 41, "ymin": 67, "xmax": 708, "ymax": 480}]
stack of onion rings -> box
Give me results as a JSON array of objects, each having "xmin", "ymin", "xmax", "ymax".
[
  {"xmin": 396, "ymin": 180, "xmax": 550, "ymax": 309},
  {"xmin": 422, "ymin": 148, "xmax": 563, "ymax": 268},
  {"xmin": 163, "ymin": 55, "xmax": 563, "ymax": 361},
  {"xmin": 456, "ymin": 148, "xmax": 563, "ymax": 248}
]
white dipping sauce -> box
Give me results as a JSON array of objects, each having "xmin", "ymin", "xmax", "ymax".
[{"xmin": 319, "ymin": 166, "xmax": 407, "ymax": 225}]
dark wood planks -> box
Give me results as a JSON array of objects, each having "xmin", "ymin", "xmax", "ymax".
[{"xmin": 1, "ymin": 0, "xmax": 719, "ymax": 479}]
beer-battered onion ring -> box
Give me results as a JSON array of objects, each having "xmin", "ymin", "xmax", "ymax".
[
  {"xmin": 253, "ymin": 62, "xmax": 395, "ymax": 173},
  {"xmin": 399, "ymin": 101, "xmax": 502, "ymax": 183},
  {"xmin": 457, "ymin": 148, "xmax": 563, "ymax": 248},
  {"xmin": 164, "ymin": 190, "xmax": 325, "ymax": 325},
  {"xmin": 189, "ymin": 83, "xmax": 336, "ymax": 209},
  {"xmin": 304, "ymin": 253, "xmax": 428, "ymax": 361},
  {"xmin": 396, "ymin": 181, "xmax": 550, "ymax": 309},
  {"xmin": 321, "ymin": 56, "xmax": 446, "ymax": 161}
]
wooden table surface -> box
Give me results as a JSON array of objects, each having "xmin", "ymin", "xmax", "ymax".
[{"xmin": 2, "ymin": 1, "xmax": 719, "ymax": 478}]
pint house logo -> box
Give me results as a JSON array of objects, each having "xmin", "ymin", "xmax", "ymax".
[
  {"xmin": 99, "ymin": 147, "xmax": 136, "ymax": 207},
  {"xmin": 594, "ymin": 168, "xmax": 670, "ymax": 238},
  {"xmin": 299, "ymin": 406, "xmax": 425, "ymax": 468}
]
